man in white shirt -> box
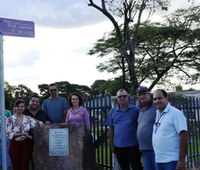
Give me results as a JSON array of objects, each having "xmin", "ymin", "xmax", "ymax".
[{"xmin": 152, "ymin": 89, "xmax": 188, "ymax": 170}]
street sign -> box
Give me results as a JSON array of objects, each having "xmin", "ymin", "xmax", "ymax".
[{"xmin": 0, "ymin": 18, "xmax": 35, "ymax": 38}]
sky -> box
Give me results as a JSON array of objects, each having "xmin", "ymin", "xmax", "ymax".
[{"xmin": 0, "ymin": 0, "xmax": 199, "ymax": 92}]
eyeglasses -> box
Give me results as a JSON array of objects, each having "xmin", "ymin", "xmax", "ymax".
[
  {"xmin": 153, "ymin": 97, "xmax": 163, "ymax": 101},
  {"xmin": 50, "ymin": 89, "xmax": 57, "ymax": 92},
  {"xmin": 117, "ymin": 95, "xmax": 127, "ymax": 99}
]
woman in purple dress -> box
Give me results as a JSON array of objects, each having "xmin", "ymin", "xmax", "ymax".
[{"xmin": 65, "ymin": 92, "xmax": 90, "ymax": 133}]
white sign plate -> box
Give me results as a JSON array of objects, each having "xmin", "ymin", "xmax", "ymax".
[{"xmin": 49, "ymin": 128, "xmax": 69, "ymax": 156}]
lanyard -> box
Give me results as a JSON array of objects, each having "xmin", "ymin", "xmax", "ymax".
[{"xmin": 154, "ymin": 112, "xmax": 166, "ymax": 134}]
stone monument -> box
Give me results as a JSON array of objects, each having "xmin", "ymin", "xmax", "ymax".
[{"xmin": 32, "ymin": 123, "xmax": 88, "ymax": 170}]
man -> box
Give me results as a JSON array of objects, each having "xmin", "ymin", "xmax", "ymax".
[
  {"xmin": 42, "ymin": 83, "xmax": 68, "ymax": 123},
  {"xmin": 24, "ymin": 93, "xmax": 52, "ymax": 124},
  {"xmin": 136, "ymin": 86, "xmax": 157, "ymax": 170},
  {"xmin": 24, "ymin": 93, "xmax": 52, "ymax": 170},
  {"xmin": 152, "ymin": 89, "xmax": 188, "ymax": 170},
  {"xmin": 107, "ymin": 89, "xmax": 143, "ymax": 170}
]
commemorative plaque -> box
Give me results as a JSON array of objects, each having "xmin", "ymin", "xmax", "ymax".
[{"xmin": 49, "ymin": 128, "xmax": 69, "ymax": 156}]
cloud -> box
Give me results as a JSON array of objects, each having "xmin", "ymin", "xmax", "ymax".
[
  {"xmin": 5, "ymin": 49, "xmax": 41, "ymax": 68},
  {"xmin": 0, "ymin": 0, "xmax": 106, "ymax": 28}
]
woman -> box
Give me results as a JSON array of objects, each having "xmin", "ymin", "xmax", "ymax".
[
  {"xmin": 6, "ymin": 99, "xmax": 43, "ymax": 170},
  {"xmin": 65, "ymin": 92, "xmax": 90, "ymax": 132},
  {"xmin": 65, "ymin": 92, "xmax": 93, "ymax": 169}
]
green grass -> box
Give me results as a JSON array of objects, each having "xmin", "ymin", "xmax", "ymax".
[{"xmin": 96, "ymin": 142, "xmax": 112, "ymax": 169}]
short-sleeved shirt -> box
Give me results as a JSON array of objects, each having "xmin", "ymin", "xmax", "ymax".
[
  {"xmin": 152, "ymin": 103, "xmax": 188, "ymax": 163},
  {"xmin": 137, "ymin": 101, "xmax": 157, "ymax": 150},
  {"xmin": 24, "ymin": 108, "xmax": 52, "ymax": 123},
  {"xmin": 107, "ymin": 104, "xmax": 139, "ymax": 147},
  {"xmin": 42, "ymin": 96, "xmax": 68, "ymax": 123}
]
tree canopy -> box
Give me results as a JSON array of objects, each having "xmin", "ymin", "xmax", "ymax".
[
  {"xmin": 87, "ymin": 0, "xmax": 171, "ymax": 93},
  {"xmin": 5, "ymin": 81, "xmax": 92, "ymax": 109},
  {"xmin": 87, "ymin": 0, "xmax": 199, "ymax": 93}
]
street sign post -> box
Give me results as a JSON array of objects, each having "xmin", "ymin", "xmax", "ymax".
[{"xmin": 0, "ymin": 17, "xmax": 35, "ymax": 170}]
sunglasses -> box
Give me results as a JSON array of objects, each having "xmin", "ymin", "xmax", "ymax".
[
  {"xmin": 117, "ymin": 95, "xmax": 127, "ymax": 99},
  {"xmin": 50, "ymin": 89, "xmax": 57, "ymax": 92}
]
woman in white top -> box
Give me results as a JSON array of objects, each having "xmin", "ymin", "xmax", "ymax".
[{"xmin": 7, "ymin": 99, "xmax": 43, "ymax": 170}]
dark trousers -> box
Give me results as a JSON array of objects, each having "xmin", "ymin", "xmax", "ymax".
[
  {"xmin": 9, "ymin": 139, "xmax": 32, "ymax": 170},
  {"xmin": 114, "ymin": 145, "xmax": 143, "ymax": 170},
  {"xmin": 30, "ymin": 140, "xmax": 35, "ymax": 170}
]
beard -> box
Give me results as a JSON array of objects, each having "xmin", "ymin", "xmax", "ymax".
[{"xmin": 30, "ymin": 104, "xmax": 39, "ymax": 110}]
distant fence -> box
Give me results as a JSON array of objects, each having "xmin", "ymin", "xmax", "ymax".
[{"xmin": 84, "ymin": 95, "xmax": 200, "ymax": 169}]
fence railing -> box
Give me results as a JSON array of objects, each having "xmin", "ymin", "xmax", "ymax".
[{"xmin": 84, "ymin": 95, "xmax": 200, "ymax": 169}]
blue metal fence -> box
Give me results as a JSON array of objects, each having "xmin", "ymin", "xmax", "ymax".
[
  {"xmin": 84, "ymin": 95, "xmax": 200, "ymax": 169},
  {"xmin": 84, "ymin": 95, "xmax": 112, "ymax": 169}
]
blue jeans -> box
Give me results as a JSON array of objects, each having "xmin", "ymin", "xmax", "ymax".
[
  {"xmin": 141, "ymin": 150, "xmax": 157, "ymax": 170},
  {"xmin": 156, "ymin": 161, "xmax": 177, "ymax": 170}
]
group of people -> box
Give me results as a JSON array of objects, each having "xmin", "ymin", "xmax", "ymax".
[
  {"xmin": 3, "ymin": 83, "xmax": 188, "ymax": 170},
  {"xmin": 107, "ymin": 87, "xmax": 188, "ymax": 170},
  {"xmin": 4, "ymin": 83, "xmax": 90, "ymax": 170}
]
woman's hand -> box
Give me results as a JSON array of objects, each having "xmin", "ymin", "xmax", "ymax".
[
  {"xmin": 14, "ymin": 132, "xmax": 33, "ymax": 139},
  {"xmin": 25, "ymin": 133, "xmax": 33, "ymax": 139}
]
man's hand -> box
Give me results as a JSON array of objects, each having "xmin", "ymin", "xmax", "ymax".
[
  {"xmin": 45, "ymin": 121, "xmax": 51, "ymax": 125},
  {"xmin": 176, "ymin": 160, "xmax": 186, "ymax": 170},
  {"xmin": 38, "ymin": 121, "xmax": 44, "ymax": 127}
]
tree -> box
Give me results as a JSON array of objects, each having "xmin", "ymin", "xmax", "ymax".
[
  {"xmin": 103, "ymin": 76, "xmax": 131, "ymax": 95},
  {"xmin": 88, "ymin": 32, "xmax": 128, "ymax": 88},
  {"xmin": 136, "ymin": 6, "xmax": 200, "ymax": 90},
  {"xmin": 5, "ymin": 82, "xmax": 35, "ymax": 109},
  {"xmin": 38, "ymin": 81, "xmax": 93, "ymax": 102},
  {"xmin": 175, "ymin": 85, "xmax": 183, "ymax": 92},
  {"xmin": 68, "ymin": 84, "xmax": 93, "ymax": 97},
  {"xmin": 87, "ymin": 0, "xmax": 170, "ymax": 94},
  {"xmin": 14, "ymin": 84, "xmax": 33, "ymax": 106},
  {"xmin": 90, "ymin": 80, "xmax": 107, "ymax": 95},
  {"xmin": 87, "ymin": 1, "xmax": 200, "ymax": 92},
  {"xmin": 38, "ymin": 83, "xmax": 49, "ymax": 102},
  {"xmin": 5, "ymin": 81, "xmax": 15, "ymax": 109}
]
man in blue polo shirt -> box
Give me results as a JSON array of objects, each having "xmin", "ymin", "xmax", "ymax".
[{"xmin": 107, "ymin": 89, "xmax": 143, "ymax": 170}]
